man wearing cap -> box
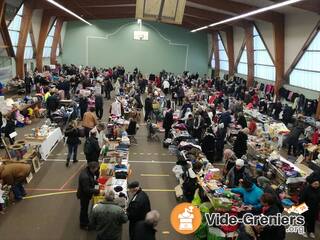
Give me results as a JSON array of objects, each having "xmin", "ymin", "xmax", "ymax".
[
  {"xmin": 226, "ymin": 159, "xmax": 251, "ymax": 188},
  {"xmin": 127, "ymin": 181, "xmax": 151, "ymax": 240},
  {"xmin": 77, "ymin": 162, "xmax": 100, "ymax": 230},
  {"xmin": 90, "ymin": 189, "xmax": 128, "ymax": 240}
]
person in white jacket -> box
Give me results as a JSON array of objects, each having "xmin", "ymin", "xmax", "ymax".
[{"xmin": 162, "ymin": 79, "xmax": 170, "ymax": 95}]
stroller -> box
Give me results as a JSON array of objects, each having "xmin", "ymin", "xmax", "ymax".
[
  {"xmin": 146, "ymin": 120, "xmax": 160, "ymax": 142},
  {"xmin": 50, "ymin": 105, "xmax": 77, "ymax": 130}
]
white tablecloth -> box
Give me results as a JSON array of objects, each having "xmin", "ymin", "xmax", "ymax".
[
  {"xmin": 39, "ymin": 128, "xmax": 63, "ymax": 160},
  {"xmin": 28, "ymin": 128, "xmax": 63, "ymax": 160}
]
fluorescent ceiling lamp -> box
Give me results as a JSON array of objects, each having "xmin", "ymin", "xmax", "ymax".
[
  {"xmin": 191, "ymin": 0, "xmax": 304, "ymax": 32},
  {"xmin": 47, "ymin": 0, "xmax": 92, "ymax": 26},
  {"xmin": 191, "ymin": 26, "xmax": 208, "ymax": 32}
]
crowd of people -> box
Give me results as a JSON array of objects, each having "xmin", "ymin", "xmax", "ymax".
[
  {"xmin": 0, "ymin": 63, "xmax": 319, "ymax": 240},
  {"xmin": 156, "ymin": 73, "xmax": 320, "ymax": 239}
]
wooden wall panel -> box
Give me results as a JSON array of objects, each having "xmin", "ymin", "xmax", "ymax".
[
  {"xmin": 16, "ymin": 0, "xmax": 33, "ymax": 78},
  {"xmin": 245, "ymin": 25, "xmax": 254, "ymax": 87},
  {"xmin": 273, "ymin": 19, "xmax": 285, "ymax": 96},
  {"xmin": 0, "ymin": 0, "xmax": 5, "ymax": 22},
  {"xmin": 50, "ymin": 19, "xmax": 63, "ymax": 65},
  {"xmin": 225, "ymin": 27, "xmax": 235, "ymax": 76},
  {"xmin": 212, "ymin": 32, "xmax": 220, "ymax": 77},
  {"xmin": 36, "ymin": 12, "xmax": 51, "ymax": 71},
  {"xmin": 0, "ymin": 12, "xmax": 14, "ymax": 57}
]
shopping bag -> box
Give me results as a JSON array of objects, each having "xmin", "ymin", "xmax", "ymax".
[
  {"xmin": 192, "ymin": 189, "xmax": 202, "ymax": 206},
  {"xmin": 194, "ymin": 222, "xmax": 208, "ymax": 240}
]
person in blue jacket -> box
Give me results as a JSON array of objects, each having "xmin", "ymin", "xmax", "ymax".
[{"xmin": 231, "ymin": 177, "xmax": 264, "ymax": 212}]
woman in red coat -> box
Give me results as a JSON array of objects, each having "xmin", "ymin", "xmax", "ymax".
[{"xmin": 248, "ymin": 118, "xmax": 257, "ymax": 135}]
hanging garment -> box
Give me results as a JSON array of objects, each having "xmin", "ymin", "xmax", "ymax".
[
  {"xmin": 287, "ymin": 92, "xmax": 294, "ymax": 101},
  {"xmin": 111, "ymin": 101, "xmax": 122, "ymax": 116}
]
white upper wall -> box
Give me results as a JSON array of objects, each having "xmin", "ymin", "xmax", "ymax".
[
  {"xmin": 207, "ymin": 33, "xmax": 212, "ymax": 60},
  {"xmin": 60, "ymin": 22, "xmax": 67, "ymax": 47},
  {"xmin": 31, "ymin": 9, "xmax": 43, "ymax": 48},
  {"xmin": 284, "ymin": 11, "xmax": 319, "ymax": 72},
  {"xmin": 232, "ymin": 11, "xmax": 320, "ymax": 73},
  {"xmin": 255, "ymin": 21, "xmax": 274, "ymax": 61},
  {"xmin": 219, "ymin": 31, "xmax": 227, "ymax": 50},
  {"xmin": 233, "ymin": 26, "xmax": 245, "ymax": 62}
]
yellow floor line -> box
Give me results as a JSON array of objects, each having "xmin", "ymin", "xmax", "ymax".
[
  {"xmin": 141, "ymin": 174, "xmax": 170, "ymax": 177},
  {"xmin": 23, "ymin": 190, "xmax": 76, "ymax": 199}
]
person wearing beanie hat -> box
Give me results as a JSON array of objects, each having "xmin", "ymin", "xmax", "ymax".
[
  {"xmin": 127, "ymin": 181, "xmax": 151, "ymax": 240},
  {"xmin": 300, "ymin": 179, "xmax": 320, "ymax": 238},
  {"xmin": 306, "ymin": 171, "xmax": 320, "ymax": 184},
  {"xmin": 225, "ymin": 159, "xmax": 251, "ymax": 188},
  {"xmin": 236, "ymin": 159, "xmax": 244, "ymax": 167}
]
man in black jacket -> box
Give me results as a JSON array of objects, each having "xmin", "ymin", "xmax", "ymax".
[
  {"xmin": 24, "ymin": 72, "xmax": 33, "ymax": 94},
  {"xmin": 57, "ymin": 77, "xmax": 70, "ymax": 99},
  {"xmin": 144, "ymin": 95, "xmax": 153, "ymax": 122},
  {"xmin": 163, "ymin": 108, "xmax": 173, "ymax": 139},
  {"xmin": 127, "ymin": 181, "xmax": 151, "ymax": 240},
  {"xmin": 95, "ymin": 94, "xmax": 103, "ymax": 120},
  {"xmin": 84, "ymin": 131, "xmax": 101, "ymax": 163},
  {"xmin": 46, "ymin": 92, "xmax": 59, "ymax": 119},
  {"xmin": 133, "ymin": 210, "xmax": 160, "ymax": 240},
  {"xmin": 77, "ymin": 162, "xmax": 100, "ymax": 229},
  {"xmin": 79, "ymin": 94, "xmax": 88, "ymax": 120},
  {"xmin": 104, "ymin": 78, "xmax": 113, "ymax": 99}
]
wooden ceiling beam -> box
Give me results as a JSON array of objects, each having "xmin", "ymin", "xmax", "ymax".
[
  {"xmin": 0, "ymin": 0, "xmax": 4, "ymax": 22},
  {"xmin": 184, "ymin": 6, "xmax": 252, "ymax": 29},
  {"xmin": 16, "ymin": 0, "xmax": 33, "ymax": 78},
  {"xmin": 51, "ymin": 18, "xmax": 63, "ymax": 65},
  {"xmin": 212, "ymin": 32, "xmax": 220, "ymax": 77},
  {"xmin": 269, "ymin": 0, "xmax": 320, "ymax": 14},
  {"xmin": 61, "ymin": 14, "xmax": 135, "ymax": 21},
  {"xmin": 0, "ymin": 9, "xmax": 14, "ymax": 57},
  {"xmin": 273, "ymin": 19, "xmax": 285, "ymax": 97},
  {"xmin": 36, "ymin": 11, "xmax": 52, "ymax": 72},
  {"xmin": 225, "ymin": 27, "xmax": 235, "ymax": 76},
  {"xmin": 33, "ymin": 0, "xmax": 136, "ymax": 9},
  {"xmin": 43, "ymin": 6, "xmax": 135, "ymax": 18},
  {"xmin": 30, "ymin": 25, "xmax": 37, "ymax": 58},
  {"xmin": 183, "ymin": 17, "xmax": 229, "ymax": 33},
  {"xmin": 245, "ymin": 24, "xmax": 254, "ymax": 87},
  {"xmin": 187, "ymin": 0, "xmax": 283, "ymax": 23}
]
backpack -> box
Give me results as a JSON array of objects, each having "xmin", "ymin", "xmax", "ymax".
[{"xmin": 84, "ymin": 138, "xmax": 92, "ymax": 155}]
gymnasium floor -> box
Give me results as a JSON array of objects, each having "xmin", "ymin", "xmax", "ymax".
[
  {"xmin": 0, "ymin": 98, "xmax": 195, "ymax": 240},
  {"xmin": 0, "ymin": 96, "xmax": 317, "ymax": 240}
]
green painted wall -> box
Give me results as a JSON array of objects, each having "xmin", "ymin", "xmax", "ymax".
[{"xmin": 62, "ymin": 19, "xmax": 208, "ymax": 75}]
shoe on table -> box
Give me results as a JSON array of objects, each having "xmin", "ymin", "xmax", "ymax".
[
  {"xmin": 302, "ymin": 232, "xmax": 309, "ymax": 238},
  {"xmin": 309, "ymin": 233, "xmax": 315, "ymax": 239}
]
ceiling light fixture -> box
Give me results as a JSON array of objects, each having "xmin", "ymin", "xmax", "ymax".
[
  {"xmin": 47, "ymin": 0, "xmax": 92, "ymax": 26},
  {"xmin": 191, "ymin": 0, "xmax": 304, "ymax": 32}
]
